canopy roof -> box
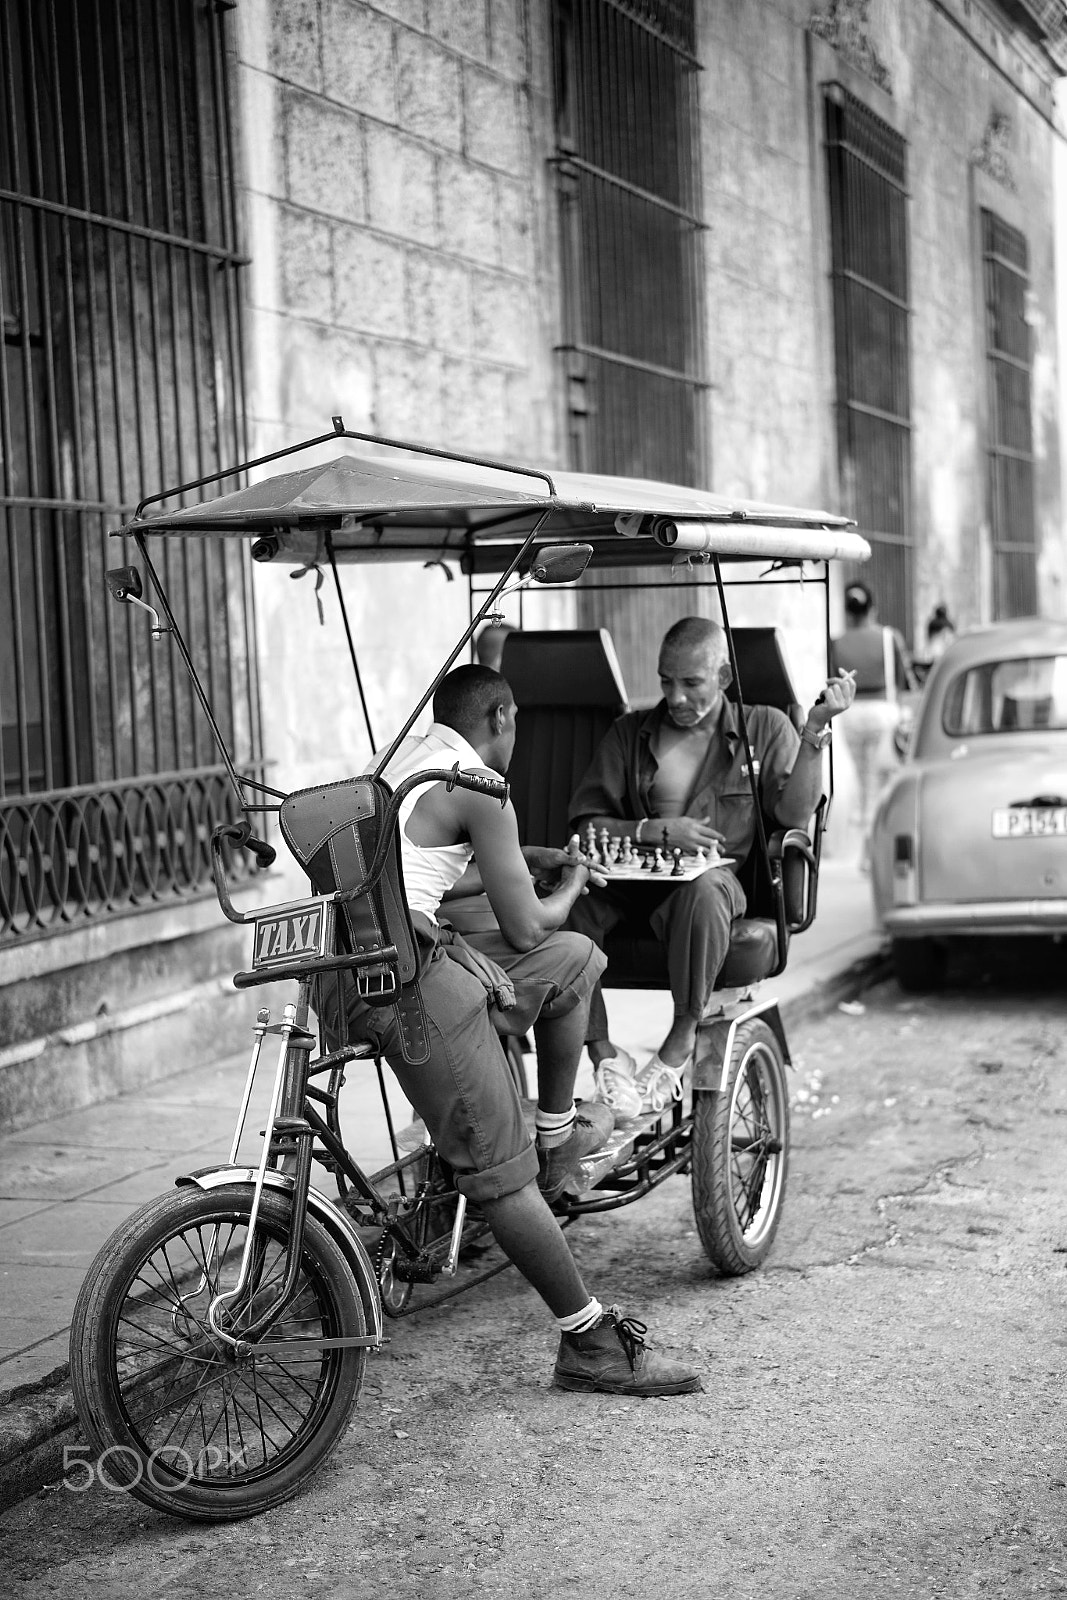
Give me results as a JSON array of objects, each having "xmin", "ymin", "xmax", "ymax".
[{"xmin": 125, "ymin": 444, "xmax": 869, "ymax": 571}]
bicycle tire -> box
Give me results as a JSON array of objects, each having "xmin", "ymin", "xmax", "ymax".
[
  {"xmin": 690, "ymin": 1019, "xmax": 790, "ymax": 1274},
  {"xmin": 70, "ymin": 1183, "xmax": 366, "ymax": 1521}
]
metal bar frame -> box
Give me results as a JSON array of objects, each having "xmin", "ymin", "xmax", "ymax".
[{"xmin": 0, "ymin": 0, "xmax": 257, "ymax": 943}]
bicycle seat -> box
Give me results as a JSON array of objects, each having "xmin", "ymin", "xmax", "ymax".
[{"xmin": 279, "ymin": 776, "xmax": 429, "ymax": 1064}]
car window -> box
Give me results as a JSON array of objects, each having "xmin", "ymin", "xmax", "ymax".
[{"xmin": 942, "ymin": 654, "xmax": 1067, "ymax": 735}]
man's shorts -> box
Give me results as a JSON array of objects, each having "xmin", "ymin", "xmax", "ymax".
[{"xmin": 329, "ymin": 922, "xmax": 606, "ymax": 1204}]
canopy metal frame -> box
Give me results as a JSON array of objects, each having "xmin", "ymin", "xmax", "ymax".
[{"xmin": 114, "ymin": 419, "xmax": 866, "ymax": 831}]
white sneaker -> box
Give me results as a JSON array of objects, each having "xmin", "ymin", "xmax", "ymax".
[
  {"xmin": 634, "ymin": 1052, "xmax": 690, "ymax": 1114},
  {"xmin": 591, "ymin": 1050, "xmax": 642, "ymax": 1121}
]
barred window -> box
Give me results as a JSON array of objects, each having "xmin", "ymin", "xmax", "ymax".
[
  {"xmin": 552, "ymin": 0, "xmax": 706, "ymax": 486},
  {"xmin": 824, "ymin": 86, "xmax": 913, "ymax": 640},
  {"xmin": 981, "ymin": 209, "xmax": 1036, "ymax": 618},
  {"xmin": 0, "ymin": 0, "xmax": 259, "ymax": 944}
]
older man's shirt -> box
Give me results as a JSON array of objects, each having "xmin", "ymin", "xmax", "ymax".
[{"xmin": 567, "ymin": 698, "xmax": 799, "ymax": 865}]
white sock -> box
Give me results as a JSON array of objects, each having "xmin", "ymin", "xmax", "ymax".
[
  {"xmin": 556, "ymin": 1297, "xmax": 603, "ymax": 1334},
  {"xmin": 536, "ymin": 1104, "xmax": 576, "ymax": 1149}
]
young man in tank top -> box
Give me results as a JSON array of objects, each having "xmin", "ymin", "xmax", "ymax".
[
  {"xmin": 329, "ymin": 665, "xmax": 701, "ymax": 1397},
  {"xmin": 568, "ymin": 616, "xmax": 855, "ymax": 1115}
]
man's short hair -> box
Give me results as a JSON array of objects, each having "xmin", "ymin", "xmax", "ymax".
[
  {"xmin": 433, "ymin": 664, "xmax": 512, "ymax": 736},
  {"xmin": 660, "ymin": 616, "xmax": 727, "ymax": 659}
]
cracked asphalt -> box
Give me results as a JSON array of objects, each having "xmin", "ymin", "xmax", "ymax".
[{"xmin": 3, "ymin": 944, "xmax": 1066, "ymax": 1599}]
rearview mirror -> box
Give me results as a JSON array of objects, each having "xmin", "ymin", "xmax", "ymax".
[
  {"xmin": 530, "ymin": 543, "xmax": 593, "ymax": 585},
  {"xmin": 106, "ymin": 565, "xmax": 143, "ymax": 602},
  {"xmin": 104, "ymin": 563, "xmax": 166, "ymax": 638}
]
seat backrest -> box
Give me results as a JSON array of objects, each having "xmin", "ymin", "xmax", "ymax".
[
  {"xmin": 501, "ymin": 629, "xmax": 629, "ymax": 847},
  {"xmin": 279, "ymin": 776, "xmax": 419, "ymax": 985},
  {"xmin": 725, "ymin": 627, "xmax": 804, "ymax": 731}
]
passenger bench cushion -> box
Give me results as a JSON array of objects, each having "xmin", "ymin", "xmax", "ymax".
[{"xmin": 500, "ymin": 629, "xmax": 628, "ymax": 848}]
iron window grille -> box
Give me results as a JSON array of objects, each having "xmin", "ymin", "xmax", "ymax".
[
  {"xmin": 981, "ymin": 208, "xmax": 1037, "ymax": 619},
  {"xmin": 0, "ymin": 0, "xmax": 260, "ymax": 946},
  {"xmin": 551, "ymin": 0, "xmax": 707, "ymax": 694},
  {"xmin": 824, "ymin": 85, "xmax": 913, "ymax": 640},
  {"xmin": 552, "ymin": 0, "xmax": 707, "ymax": 487}
]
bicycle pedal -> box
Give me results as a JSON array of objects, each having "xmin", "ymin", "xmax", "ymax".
[{"xmin": 394, "ymin": 1254, "xmax": 438, "ymax": 1285}]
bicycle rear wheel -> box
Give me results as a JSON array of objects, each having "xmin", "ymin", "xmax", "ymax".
[{"xmin": 70, "ymin": 1183, "xmax": 366, "ymax": 1521}]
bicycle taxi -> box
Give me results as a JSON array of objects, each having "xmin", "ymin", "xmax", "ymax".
[{"xmin": 70, "ymin": 419, "xmax": 868, "ymax": 1520}]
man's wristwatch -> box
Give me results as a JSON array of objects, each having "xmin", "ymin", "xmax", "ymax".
[{"xmin": 800, "ymin": 723, "xmax": 832, "ymax": 751}]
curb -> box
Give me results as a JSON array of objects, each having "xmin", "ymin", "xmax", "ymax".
[
  {"xmin": 780, "ymin": 945, "xmax": 892, "ymax": 1031},
  {"xmin": 0, "ymin": 1369, "xmax": 81, "ymax": 1513},
  {"xmin": 0, "ymin": 945, "xmax": 893, "ymax": 1513}
]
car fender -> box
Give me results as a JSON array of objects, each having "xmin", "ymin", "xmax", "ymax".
[
  {"xmin": 176, "ymin": 1165, "xmax": 384, "ymax": 1345},
  {"xmin": 870, "ymin": 769, "xmax": 921, "ymax": 921},
  {"xmin": 692, "ymin": 997, "xmax": 791, "ymax": 1093}
]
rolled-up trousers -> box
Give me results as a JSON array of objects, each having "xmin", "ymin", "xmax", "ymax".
[{"xmin": 567, "ymin": 867, "xmax": 748, "ymax": 1043}]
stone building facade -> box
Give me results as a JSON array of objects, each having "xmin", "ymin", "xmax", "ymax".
[{"xmin": 1, "ymin": 0, "xmax": 1065, "ymax": 1126}]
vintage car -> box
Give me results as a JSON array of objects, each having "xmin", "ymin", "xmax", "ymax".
[{"xmin": 870, "ymin": 617, "xmax": 1067, "ymax": 991}]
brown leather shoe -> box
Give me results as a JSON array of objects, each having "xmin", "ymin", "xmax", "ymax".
[
  {"xmin": 536, "ymin": 1102, "xmax": 615, "ymax": 1201},
  {"xmin": 554, "ymin": 1307, "xmax": 702, "ymax": 1396}
]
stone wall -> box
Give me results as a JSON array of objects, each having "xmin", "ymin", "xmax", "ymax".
[{"xmin": 234, "ymin": 0, "xmax": 568, "ymax": 803}]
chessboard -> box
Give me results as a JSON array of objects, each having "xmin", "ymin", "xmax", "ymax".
[
  {"xmin": 567, "ymin": 827, "xmax": 734, "ymax": 883},
  {"xmin": 589, "ymin": 854, "xmax": 735, "ymax": 882}
]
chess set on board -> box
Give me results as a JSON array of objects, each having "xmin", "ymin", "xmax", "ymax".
[{"xmin": 566, "ymin": 824, "xmax": 734, "ymax": 882}]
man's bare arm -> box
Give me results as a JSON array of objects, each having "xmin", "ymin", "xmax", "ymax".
[
  {"xmin": 457, "ymin": 789, "xmax": 596, "ymax": 952},
  {"xmin": 576, "ymin": 814, "xmax": 725, "ymax": 852},
  {"xmin": 775, "ymin": 671, "xmax": 856, "ymax": 827}
]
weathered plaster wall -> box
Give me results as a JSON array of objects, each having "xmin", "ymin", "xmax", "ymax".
[
  {"xmin": 231, "ymin": 0, "xmax": 1064, "ymax": 833},
  {"xmin": 234, "ymin": 0, "xmax": 568, "ymax": 802},
  {"xmin": 697, "ymin": 0, "xmax": 1063, "ymax": 657}
]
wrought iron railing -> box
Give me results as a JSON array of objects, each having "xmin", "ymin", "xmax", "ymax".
[{"xmin": 0, "ymin": 767, "xmax": 262, "ymax": 946}]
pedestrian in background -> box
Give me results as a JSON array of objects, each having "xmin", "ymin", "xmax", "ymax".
[
  {"xmin": 831, "ymin": 581, "xmax": 916, "ymax": 868},
  {"xmin": 925, "ymin": 602, "xmax": 956, "ymax": 664}
]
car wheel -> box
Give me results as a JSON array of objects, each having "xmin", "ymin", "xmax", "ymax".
[{"xmin": 891, "ymin": 936, "xmax": 948, "ymax": 993}]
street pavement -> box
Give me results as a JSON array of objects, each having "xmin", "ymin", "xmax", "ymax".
[{"xmin": 0, "ymin": 857, "xmax": 884, "ymax": 1508}]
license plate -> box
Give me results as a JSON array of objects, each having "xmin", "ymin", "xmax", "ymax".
[
  {"xmin": 991, "ymin": 806, "xmax": 1067, "ymax": 838},
  {"xmin": 252, "ymin": 899, "xmax": 331, "ymax": 968}
]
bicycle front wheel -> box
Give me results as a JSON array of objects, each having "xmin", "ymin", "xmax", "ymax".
[{"xmin": 70, "ymin": 1183, "xmax": 367, "ymax": 1521}]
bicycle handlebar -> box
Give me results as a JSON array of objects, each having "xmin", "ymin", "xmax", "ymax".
[
  {"xmin": 209, "ymin": 763, "xmax": 509, "ymax": 924},
  {"xmin": 444, "ymin": 764, "xmax": 508, "ymax": 803}
]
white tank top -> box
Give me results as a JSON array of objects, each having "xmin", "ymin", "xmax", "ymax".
[{"xmin": 378, "ymin": 723, "xmax": 497, "ymax": 922}]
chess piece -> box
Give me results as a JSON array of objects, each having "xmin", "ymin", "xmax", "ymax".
[
  {"xmin": 621, "ymin": 835, "xmax": 632, "ymax": 865},
  {"xmin": 651, "ymin": 847, "xmax": 665, "ymax": 874},
  {"xmin": 671, "ymin": 847, "xmax": 683, "ymax": 877},
  {"xmin": 598, "ymin": 827, "xmax": 610, "ymax": 864},
  {"xmin": 585, "ymin": 822, "xmax": 597, "ymax": 865},
  {"xmin": 607, "ymin": 838, "xmax": 620, "ymax": 865},
  {"xmin": 694, "ymin": 846, "xmax": 707, "ymax": 868},
  {"xmin": 661, "ymin": 827, "xmax": 670, "ymax": 855}
]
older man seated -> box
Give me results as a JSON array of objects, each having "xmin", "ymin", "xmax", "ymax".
[{"xmin": 567, "ymin": 616, "xmax": 854, "ymax": 1118}]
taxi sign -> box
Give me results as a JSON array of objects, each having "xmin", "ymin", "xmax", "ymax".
[{"xmin": 252, "ymin": 898, "xmax": 333, "ymax": 968}]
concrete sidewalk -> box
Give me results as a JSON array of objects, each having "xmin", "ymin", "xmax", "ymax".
[{"xmin": 0, "ymin": 858, "xmax": 886, "ymax": 1507}]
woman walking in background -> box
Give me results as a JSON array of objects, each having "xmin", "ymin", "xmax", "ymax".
[{"xmin": 831, "ymin": 581, "xmax": 916, "ymax": 868}]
